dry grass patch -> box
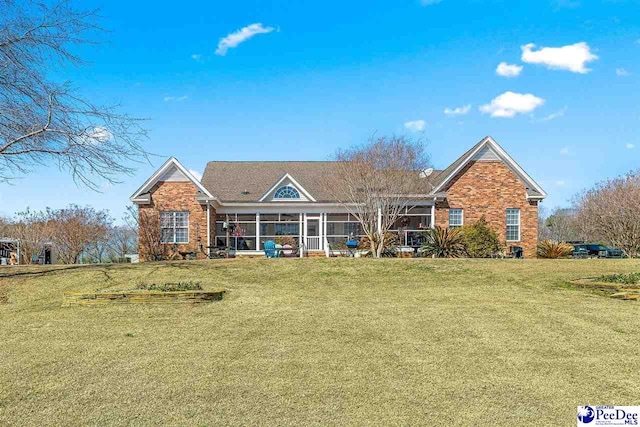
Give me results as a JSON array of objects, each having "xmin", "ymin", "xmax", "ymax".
[{"xmin": 1, "ymin": 258, "xmax": 640, "ymax": 426}]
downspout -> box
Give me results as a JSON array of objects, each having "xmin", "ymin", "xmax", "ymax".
[{"xmin": 206, "ymin": 201, "xmax": 210, "ymax": 257}]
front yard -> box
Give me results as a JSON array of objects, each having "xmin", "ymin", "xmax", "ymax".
[{"xmin": 1, "ymin": 258, "xmax": 639, "ymax": 426}]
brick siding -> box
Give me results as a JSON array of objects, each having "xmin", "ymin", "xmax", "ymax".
[
  {"xmin": 434, "ymin": 161, "xmax": 539, "ymax": 258},
  {"xmin": 138, "ymin": 181, "xmax": 215, "ymax": 261}
]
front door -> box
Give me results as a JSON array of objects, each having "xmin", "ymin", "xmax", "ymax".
[{"xmin": 305, "ymin": 217, "xmax": 321, "ymax": 250}]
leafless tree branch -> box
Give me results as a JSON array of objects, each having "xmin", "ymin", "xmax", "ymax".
[{"xmin": 0, "ymin": 0, "xmax": 149, "ymax": 189}]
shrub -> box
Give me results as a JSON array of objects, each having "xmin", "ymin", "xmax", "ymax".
[
  {"xmin": 596, "ymin": 272, "xmax": 640, "ymax": 285},
  {"xmin": 421, "ymin": 226, "xmax": 466, "ymax": 258},
  {"xmin": 461, "ymin": 216, "xmax": 503, "ymax": 258},
  {"xmin": 536, "ymin": 240, "xmax": 573, "ymax": 259}
]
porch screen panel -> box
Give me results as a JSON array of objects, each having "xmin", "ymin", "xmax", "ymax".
[
  {"xmin": 259, "ymin": 213, "xmax": 300, "ymax": 249},
  {"xmin": 214, "ymin": 214, "xmax": 257, "ymax": 250},
  {"xmin": 389, "ymin": 206, "xmax": 432, "ymax": 246},
  {"xmin": 326, "ymin": 213, "xmax": 362, "ymax": 248}
]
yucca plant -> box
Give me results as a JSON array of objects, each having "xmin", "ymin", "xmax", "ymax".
[
  {"xmin": 536, "ymin": 240, "xmax": 574, "ymax": 259},
  {"xmin": 421, "ymin": 226, "xmax": 466, "ymax": 258}
]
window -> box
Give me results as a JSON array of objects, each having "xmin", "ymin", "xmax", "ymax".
[
  {"xmin": 449, "ymin": 209, "xmax": 463, "ymax": 228},
  {"xmin": 506, "ymin": 208, "xmax": 521, "ymax": 241},
  {"xmin": 273, "ymin": 186, "xmax": 300, "ymax": 199},
  {"xmin": 160, "ymin": 211, "xmax": 189, "ymax": 243}
]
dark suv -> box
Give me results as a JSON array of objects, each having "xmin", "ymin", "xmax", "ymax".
[{"xmin": 572, "ymin": 244, "xmax": 624, "ymax": 258}]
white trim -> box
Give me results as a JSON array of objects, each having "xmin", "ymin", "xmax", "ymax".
[
  {"xmin": 258, "ymin": 173, "xmax": 317, "ymax": 202},
  {"xmin": 129, "ymin": 157, "xmax": 216, "ymax": 202},
  {"xmin": 431, "ymin": 136, "xmax": 547, "ymax": 198}
]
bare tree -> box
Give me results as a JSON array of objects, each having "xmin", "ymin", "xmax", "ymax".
[
  {"xmin": 0, "ymin": 0, "xmax": 148, "ymax": 189},
  {"xmin": 327, "ymin": 136, "xmax": 430, "ymax": 258},
  {"xmin": 134, "ymin": 205, "xmax": 166, "ymax": 261},
  {"xmin": 107, "ymin": 224, "xmax": 137, "ymax": 260},
  {"xmin": 48, "ymin": 204, "xmax": 112, "ymax": 263},
  {"xmin": 544, "ymin": 207, "xmax": 581, "ymax": 242},
  {"xmin": 9, "ymin": 207, "xmax": 55, "ymax": 264},
  {"xmin": 538, "ymin": 205, "xmax": 553, "ymax": 241},
  {"xmin": 573, "ymin": 172, "xmax": 640, "ymax": 257}
]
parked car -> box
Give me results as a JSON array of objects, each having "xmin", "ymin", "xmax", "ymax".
[{"xmin": 572, "ymin": 244, "xmax": 625, "ymax": 258}]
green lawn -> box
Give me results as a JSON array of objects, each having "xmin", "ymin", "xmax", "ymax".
[{"xmin": 1, "ymin": 258, "xmax": 639, "ymax": 426}]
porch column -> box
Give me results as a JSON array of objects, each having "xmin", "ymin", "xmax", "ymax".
[
  {"xmin": 431, "ymin": 205, "xmax": 435, "ymax": 228},
  {"xmin": 299, "ymin": 213, "xmax": 304, "ymax": 258},
  {"xmin": 256, "ymin": 212, "xmax": 261, "ymax": 251}
]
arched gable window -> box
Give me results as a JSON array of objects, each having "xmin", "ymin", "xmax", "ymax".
[{"xmin": 274, "ymin": 185, "xmax": 300, "ymax": 199}]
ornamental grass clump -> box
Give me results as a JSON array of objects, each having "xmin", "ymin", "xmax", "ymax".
[
  {"xmin": 421, "ymin": 226, "xmax": 466, "ymax": 258},
  {"xmin": 536, "ymin": 240, "xmax": 574, "ymax": 259}
]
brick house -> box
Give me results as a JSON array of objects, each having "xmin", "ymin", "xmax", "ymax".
[{"xmin": 130, "ymin": 136, "xmax": 546, "ymax": 259}]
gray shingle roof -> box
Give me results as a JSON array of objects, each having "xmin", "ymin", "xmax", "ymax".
[
  {"xmin": 201, "ymin": 161, "xmax": 438, "ymax": 202},
  {"xmin": 201, "ymin": 161, "xmax": 343, "ymax": 202},
  {"xmin": 199, "ymin": 136, "xmax": 545, "ymax": 203}
]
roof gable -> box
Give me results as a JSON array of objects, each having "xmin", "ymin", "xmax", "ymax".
[
  {"xmin": 130, "ymin": 157, "xmax": 215, "ymax": 202},
  {"xmin": 259, "ymin": 173, "xmax": 316, "ymax": 202},
  {"xmin": 431, "ymin": 136, "xmax": 546, "ymax": 199}
]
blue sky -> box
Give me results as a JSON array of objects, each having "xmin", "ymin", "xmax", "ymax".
[{"xmin": 1, "ymin": 0, "xmax": 639, "ymax": 222}]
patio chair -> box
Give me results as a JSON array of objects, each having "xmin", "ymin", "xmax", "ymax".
[{"xmin": 264, "ymin": 240, "xmax": 277, "ymax": 258}]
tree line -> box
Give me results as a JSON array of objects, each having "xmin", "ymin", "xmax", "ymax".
[
  {"xmin": 0, "ymin": 205, "xmax": 137, "ymax": 264},
  {"xmin": 540, "ymin": 171, "xmax": 640, "ymax": 257}
]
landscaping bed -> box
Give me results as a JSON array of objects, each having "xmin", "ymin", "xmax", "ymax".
[
  {"xmin": 570, "ymin": 274, "xmax": 640, "ymax": 300},
  {"xmin": 63, "ymin": 281, "xmax": 225, "ymax": 305}
]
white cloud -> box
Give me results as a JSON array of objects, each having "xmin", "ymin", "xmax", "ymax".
[
  {"xmin": 189, "ymin": 169, "xmax": 203, "ymax": 181},
  {"xmin": 87, "ymin": 126, "xmax": 113, "ymax": 143},
  {"xmin": 538, "ymin": 106, "xmax": 568, "ymax": 122},
  {"xmin": 404, "ymin": 120, "xmax": 426, "ymax": 132},
  {"xmin": 75, "ymin": 126, "xmax": 112, "ymax": 145},
  {"xmin": 191, "ymin": 54, "xmax": 202, "ymax": 61},
  {"xmin": 521, "ymin": 42, "xmax": 598, "ymax": 73},
  {"xmin": 420, "ymin": 0, "xmax": 442, "ymax": 5},
  {"xmin": 444, "ymin": 105, "xmax": 471, "ymax": 116},
  {"xmin": 215, "ymin": 23, "xmax": 276, "ymax": 56},
  {"xmin": 626, "ymin": 143, "xmax": 635, "ymax": 149},
  {"xmin": 560, "ymin": 147, "xmax": 569, "ymax": 155},
  {"xmin": 164, "ymin": 95, "xmax": 188, "ymax": 102},
  {"xmin": 555, "ymin": 180, "xmax": 566, "ymax": 186},
  {"xmin": 479, "ymin": 91, "xmax": 545, "ymax": 118},
  {"xmin": 616, "ymin": 68, "xmax": 631, "ymax": 76},
  {"xmin": 496, "ymin": 62, "xmax": 523, "ymax": 78}
]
